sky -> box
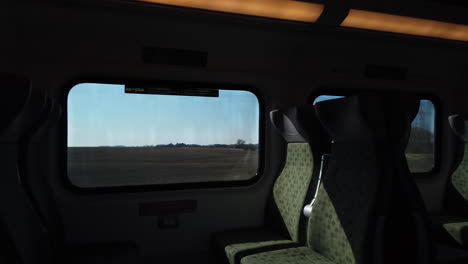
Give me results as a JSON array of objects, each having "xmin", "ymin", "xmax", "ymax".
[
  {"xmin": 68, "ymin": 83, "xmax": 260, "ymax": 147},
  {"xmin": 68, "ymin": 87, "xmax": 434, "ymax": 147},
  {"xmin": 411, "ymin": 99, "xmax": 436, "ymax": 135}
]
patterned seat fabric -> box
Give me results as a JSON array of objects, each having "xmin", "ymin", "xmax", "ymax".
[
  {"xmin": 444, "ymin": 115, "xmax": 468, "ymax": 216},
  {"xmin": 240, "ymin": 95, "xmax": 430, "ymax": 264},
  {"xmin": 240, "ymin": 184, "xmax": 357, "ymax": 264},
  {"xmin": 306, "ymin": 187, "xmax": 355, "ymax": 264},
  {"xmin": 451, "ymin": 147, "xmax": 468, "ymax": 206},
  {"xmin": 442, "ymin": 147, "xmax": 468, "ymax": 246},
  {"xmin": 443, "ymin": 222, "xmax": 468, "ymax": 245},
  {"xmin": 239, "ymin": 96, "xmax": 383, "ymax": 264},
  {"xmin": 242, "ymin": 246, "xmax": 335, "ymax": 264},
  {"xmin": 308, "ymin": 96, "xmax": 380, "ymax": 264},
  {"xmin": 272, "ymin": 143, "xmax": 314, "ymax": 243},
  {"xmin": 225, "ymin": 239, "xmax": 293, "ymax": 264},
  {"xmin": 212, "ymin": 105, "xmax": 324, "ymax": 264},
  {"xmin": 438, "ymin": 115, "xmax": 468, "ymax": 247}
]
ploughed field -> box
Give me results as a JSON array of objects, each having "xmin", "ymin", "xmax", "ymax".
[
  {"xmin": 68, "ymin": 147, "xmax": 259, "ymax": 188},
  {"xmin": 406, "ymin": 153, "xmax": 434, "ymax": 173}
]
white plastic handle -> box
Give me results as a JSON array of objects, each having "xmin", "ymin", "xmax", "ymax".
[
  {"xmin": 303, "ymin": 154, "xmax": 329, "ymax": 218},
  {"xmin": 303, "ymin": 203, "xmax": 314, "ymax": 218}
]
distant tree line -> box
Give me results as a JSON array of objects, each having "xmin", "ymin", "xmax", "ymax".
[
  {"xmin": 98, "ymin": 139, "xmax": 258, "ymax": 151},
  {"xmin": 406, "ymin": 127, "xmax": 434, "ymax": 153},
  {"xmin": 141, "ymin": 143, "xmax": 258, "ymax": 150}
]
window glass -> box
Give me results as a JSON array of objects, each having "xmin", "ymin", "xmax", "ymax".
[
  {"xmin": 67, "ymin": 83, "xmax": 260, "ymax": 188},
  {"xmin": 313, "ymin": 95, "xmax": 345, "ymax": 104},
  {"xmin": 406, "ymin": 99, "xmax": 436, "ymax": 173},
  {"xmin": 313, "ymin": 95, "xmax": 436, "ymax": 173}
]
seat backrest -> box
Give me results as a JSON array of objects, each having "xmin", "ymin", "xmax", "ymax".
[
  {"xmin": 24, "ymin": 101, "xmax": 64, "ymax": 249},
  {"xmin": 0, "ymin": 73, "xmax": 31, "ymax": 264},
  {"xmin": 309, "ymin": 96, "xmax": 381, "ymax": 264},
  {"xmin": 265, "ymin": 105, "xmax": 324, "ymax": 244},
  {"xmin": 0, "ymin": 73, "xmax": 30, "ymax": 133},
  {"xmin": 445, "ymin": 115, "xmax": 468, "ymax": 217},
  {"xmin": 373, "ymin": 95, "xmax": 433, "ymax": 264},
  {"xmin": 310, "ymin": 95, "xmax": 433, "ymax": 264},
  {"xmin": 0, "ymin": 79, "xmax": 55, "ymax": 264}
]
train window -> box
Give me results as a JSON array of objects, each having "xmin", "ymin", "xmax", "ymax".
[
  {"xmin": 406, "ymin": 99, "xmax": 436, "ymax": 173},
  {"xmin": 313, "ymin": 95, "xmax": 345, "ymax": 104},
  {"xmin": 313, "ymin": 95, "xmax": 436, "ymax": 173},
  {"xmin": 67, "ymin": 83, "xmax": 260, "ymax": 188}
]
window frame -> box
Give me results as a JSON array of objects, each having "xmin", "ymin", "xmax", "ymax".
[
  {"xmin": 61, "ymin": 78, "xmax": 265, "ymax": 194},
  {"xmin": 309, "ymin": 88, "xmax": 441, "ymax": 178}
]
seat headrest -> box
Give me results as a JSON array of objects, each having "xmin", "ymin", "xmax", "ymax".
[
  {"xmin": 359, "ymin": 94, "xmax": 420, "ymax": 144},
  {"xmin": 1, "ymin": 89, "xmax": 50, "ymax": 141},
  {"xmin": 0, "ymin": 74, "xmax": 31, "ymax": 133},
  {"xmin": 40, "ymin": 101, "xmax": 62, "ymax": 132},
  {"xmin": 382, "ymin": 95, "xmax": 420, "ymax": 144},
  {"xmin": 449, "ymin": 115, "xmax": 468, "ymax": 142},
  {"xmin": 314, "ymin": 96, "xmax": 373, "ymax": 143},
  {"xmin": 270, "ymin": 104, "xmax": 316, "ymax": 143},
  {"xmin": 314, "ymin": 94, "xmax": 420, "ymax": 145}
]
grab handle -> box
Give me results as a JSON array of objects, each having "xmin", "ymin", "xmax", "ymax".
[{"xmin": 303, "ymin": 154, "xmax": 329, "ymax": 218}]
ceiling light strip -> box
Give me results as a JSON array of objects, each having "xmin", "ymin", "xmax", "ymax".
[
  {"xmin": 341, "ymin": 9, "xmax": 468, "ymax": 42},
  {"xmin": 138, "ymin": 0, "xmax": 325, "ymax": 23}
]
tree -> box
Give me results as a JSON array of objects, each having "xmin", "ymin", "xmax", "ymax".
[
  {"xmin": 236, "ymin": 139, "xmax": 246, "ymax": 145},
  {"xmin": 406, "ymin": 127, "xmax": 434, "ymax": 153}
]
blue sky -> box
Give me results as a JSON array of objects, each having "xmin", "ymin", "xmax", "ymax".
[
  {"xmin": 68, "ymin": 83, "xmax": 260, "ymax": 147},
  {"xmin": 412, "ymin": 99, "xmax": 435, "ymax": 134}
]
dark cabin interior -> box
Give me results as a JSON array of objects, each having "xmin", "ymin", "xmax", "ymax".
[{"xmin": 3, "ymin": 0, "xmax": 468, "ymax": 263}]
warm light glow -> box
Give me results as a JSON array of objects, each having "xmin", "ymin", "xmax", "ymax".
[
  {"xmin": 341, "ymin": 9, "xmax": 468, "ymax": 42},
  {"xmin": 137, "ymin": 0, "xmax": 324, "ymax": 23}
]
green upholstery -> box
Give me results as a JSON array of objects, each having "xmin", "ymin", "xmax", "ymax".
[
  {"xmin": 443, "ymin": 222, "xmax": 468, "ymax": 245},
  {"xmin": 213, "ymin": 227, "xmax": 291, "ymax": 264},
  {"xmin": 307, "ymin": 186, "xmax": 355, "ymax": 264},
  {"xmin": 273, "ymin": 143, "xmax": 314, "ymax": 242},
  {"xmin": 222, "ymin": 143, "xmax": 314, "ymax": 264},
  {"xmin": 452, "ymin": 147, "xmax": 468, "ymax": 202},
  {"xmin": 236, "ymin": 97, "xmax": 388, "ymax": 264},
  {"xmin": 225, "ymin": 240, "xmax": 292, "ymax": 264},
  {"xmin": 241, "ymin": 246, "xmax": 334, "ymax": 264},
  {"xmin": 239, "ymin": 185, "xmax": 354, "ymax": 264}
]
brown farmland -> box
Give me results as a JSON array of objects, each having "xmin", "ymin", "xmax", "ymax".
[
  {"xmin": 406, "ymin": 153, "xmax": 434, "ymax": 173},
  {"xmin": 68, "ymin": 147, "xmax": 259, "ymax": 188}
]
